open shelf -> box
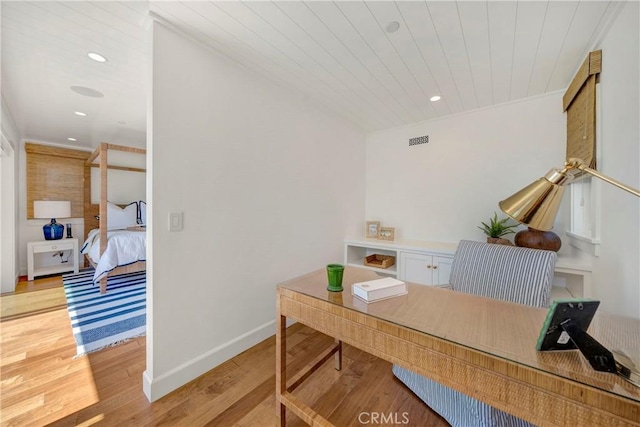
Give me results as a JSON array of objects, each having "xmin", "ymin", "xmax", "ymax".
[
  {"xmin": 33, "ymin": 264, "xmax": 74, "ymax": 277},
  {"xmin": 346, "ymin": 258, "xmax": 398, "ymax": 276},
  {"xmin": 345, "ymin": 243, "xmax": 398, "ymax": 277}
]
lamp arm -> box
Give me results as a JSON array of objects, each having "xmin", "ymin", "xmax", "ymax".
[{"xmin": 566, "ymin": 158, "xmax": 640, "ymax": 198}]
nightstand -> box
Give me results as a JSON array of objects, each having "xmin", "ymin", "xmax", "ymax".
[{"xmin": 27, "ymin": 238, "xmax": 79, "ymax": 281}]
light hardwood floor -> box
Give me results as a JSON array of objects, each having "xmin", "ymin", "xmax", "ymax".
[{"xmin": 1, "ymin": 275, "xmax": 447, "ymax": 426}]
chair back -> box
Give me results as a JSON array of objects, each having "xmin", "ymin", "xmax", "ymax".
[{"xmin": 450, "ymin": 240, "xmax": 557, "ymax": 308}]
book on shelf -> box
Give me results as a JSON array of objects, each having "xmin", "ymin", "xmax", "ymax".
[{"xmin": 352, "ymin": 277, "xmax": 407, "ymax": 303}]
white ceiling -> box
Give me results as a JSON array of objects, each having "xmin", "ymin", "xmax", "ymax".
[
  {"xmin": 1, "ymin": 1, "xmax": 621, "ymax": 149},
  {"xmin": 1, "ymin": 1, "xmax": 149, "ymax": 149}
]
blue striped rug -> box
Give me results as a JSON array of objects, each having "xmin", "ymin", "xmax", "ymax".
[{"xmin": 62, "ymin": 269, "xmax": 146, "ymax": 356}]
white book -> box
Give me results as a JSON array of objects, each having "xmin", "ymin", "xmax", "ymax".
[{"xmin": 352, "ymin": 277, "xmax": 407, "ymax": 303}]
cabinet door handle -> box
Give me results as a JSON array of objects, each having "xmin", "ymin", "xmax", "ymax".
[
  {"xmin": 426, "ymin": 265, "xmax": 432, "ymax": 269},
  {"xmin": 433, "ymin": 265, "xmax": 438, "ymax": 270}
]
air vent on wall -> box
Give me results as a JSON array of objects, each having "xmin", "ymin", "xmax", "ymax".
[{"xmin": 409, "ymin": 135, "xmax": 429, "ymax": 146}]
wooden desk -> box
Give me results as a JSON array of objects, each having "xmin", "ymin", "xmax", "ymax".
[{"xmin": 276, "ymin": 267, "xmax": 640, "ymax": 426}]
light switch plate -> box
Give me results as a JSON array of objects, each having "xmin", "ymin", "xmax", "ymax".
[{"xmin": 169, "ymin": 211, "xmax": 183, "ymax": 232}]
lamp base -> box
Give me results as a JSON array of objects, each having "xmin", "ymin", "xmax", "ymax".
[
  {"xmin": 514, "ymin": 228, "xmax": 561, "ymax": 252},
  {"xmin": 43, "ymin": 219, "xmax": 64, "ymax": 240}
]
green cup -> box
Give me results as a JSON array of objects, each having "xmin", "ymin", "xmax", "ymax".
[{"xmin": 326, "ymin": 264, "xmax": 345, "ymax": 292}]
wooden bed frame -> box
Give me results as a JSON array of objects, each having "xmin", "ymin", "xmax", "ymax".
[{"xmin": 84, "ymin": 142, "xmax": 146, "ymax": 294}]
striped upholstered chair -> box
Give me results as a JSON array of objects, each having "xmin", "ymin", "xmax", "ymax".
[{"xmin": 393, "ymin": 240, "xmax": 558, "ymax": 427}]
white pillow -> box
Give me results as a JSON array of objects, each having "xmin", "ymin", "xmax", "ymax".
[
  {"xmin": 107, "ymin": 201, "xmax": 138, "ymax": 230},
  {"xmin": 138, "ymin": 201, "xmax": 146, "ymax": 226}
]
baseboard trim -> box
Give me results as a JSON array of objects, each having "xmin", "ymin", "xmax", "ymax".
[{"xmin": 143, "ymin": 319, "xmax": 276, "ymax": 402}]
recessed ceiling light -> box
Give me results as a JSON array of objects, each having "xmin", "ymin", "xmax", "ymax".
[
  {"xmin": 386, "ymin": 21, "xmax": 400, "ymax": 33},
  {"xmin": 74, "ymin": 111, "xmax": 87, "ymax": 116},
  {"xmin": 70, "ymin": 86, "xmax": 104, "ymax": 98},
  {"xmin": 67, "ymin": 137, "xmax": 77, "ymax": 142},
  {"xmin": 88, "ymin": 52, "xmax": 107, "ymax": 63},
  {"xmin": 430, "ymin": 95, "xmax": 442, "ymax": 102}
]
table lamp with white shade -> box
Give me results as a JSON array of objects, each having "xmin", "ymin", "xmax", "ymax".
[{"xmin": 33, "ymin": 201, "xmax": 71, "ymax": 240}]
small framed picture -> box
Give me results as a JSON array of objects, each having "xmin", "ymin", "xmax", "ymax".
[
  {"xmin": 379, "ymin": 227, "xmax": 395, "ymax": 241},
  {"xmin": 366, "ymin": 221, "xmax": 380, "ymax": 238}
]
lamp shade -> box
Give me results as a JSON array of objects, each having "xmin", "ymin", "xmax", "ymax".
[
  {"xmin": 498, "ymin": 169, "xmax": 568, "ymax": 231},
  {"xmin": 33, "ymin": 201, "xmax": 71, "ymax": 219},
  {"xmin": 501, "ymin": 158, "xmax": 640, "ymax": 241}
]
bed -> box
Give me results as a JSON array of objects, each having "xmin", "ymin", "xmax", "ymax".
[
  {"xmin": 81, "ymin": 224, "xmax": 146, "ymax": 286},
  {"xmin": 83, "ymin": 143, "xmax": 146, "ymax": 293}
]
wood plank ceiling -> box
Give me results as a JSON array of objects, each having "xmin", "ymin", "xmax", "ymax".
[{"xmin": 1, "ymin": 1, "xmax": 620, "ymax": 148}]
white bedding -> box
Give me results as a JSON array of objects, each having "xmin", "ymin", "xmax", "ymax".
[{"xmin": 81, "ymin": 228, "xmax": 146, "ymax": 283}]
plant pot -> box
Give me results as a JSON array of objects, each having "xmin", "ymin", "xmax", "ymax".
[
  {"xmin": 514, "ymin": 228, "xmax": 561, "ymax": 252},
  {"xmin": 487, "ymin": 237, "xmax": 513, "ymax": 246}
]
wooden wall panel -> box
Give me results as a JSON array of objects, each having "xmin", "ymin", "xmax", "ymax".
[
  {"xmin": 566, "ymin": 75, "xmax": 597, "ymax": 167},
  {"xmin": 25, "ymin": 143, "xmax": 90, "ymax": 219},
  {"xmin": 563, "ymin": 50, "xmax": 602, "ymax": 111},
  {"xmin": 563, "ymin": 50, "xmax": 601, "ymax": 169}
]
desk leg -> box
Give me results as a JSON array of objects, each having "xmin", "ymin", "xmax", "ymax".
[
  {"xmin": 276, "ymin": 311, "xmax": 287, "ymax": 427},
  {"xmin": 335, "ymin": 340, "xmax": 342, "ymax": 371}
]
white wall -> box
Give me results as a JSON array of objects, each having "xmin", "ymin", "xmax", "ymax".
[
  {"xmin": 145, "ymin": 22, "xmax": 366, "ymax": 400},
  {"xmin": 1, "ymin": 97, "xmax": 20, "ymax": 292},
  {"xmin": 1, "ymin": 97, "xmax": 20, "ymax": 147},
  {"xmin": 90, "ymin": 150, "xmax": 146, "ymax": 205},
  {"xmin": 590, "ymin": 1, "xmax": 640, "ymax": 318},
  {"xmin": 366, "ymin": 92, "xmax": 567, "ymax": 245}
]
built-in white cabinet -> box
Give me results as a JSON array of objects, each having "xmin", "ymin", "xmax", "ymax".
[
  {"xmin": 344, "ymin": 238, "xmax": 592, "ymax": 297},
  {"xmin": 344, "ymin": 238, "xmax": 457, "ymax": 284},
  {"xmin": 400, "ymin": 251, "xmax": 453, "ymax": 286}
]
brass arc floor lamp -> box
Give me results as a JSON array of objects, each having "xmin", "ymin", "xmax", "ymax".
[
  {"xmin": 499, "ymin": 157, "xmax": 640, "ymax": 251},
  {"xmin": 499, "ymin": 157, "xmax": 640, "ymax": 386}
]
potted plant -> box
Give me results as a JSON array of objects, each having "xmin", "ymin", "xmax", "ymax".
[{"xmin": 478, "ymin": 212, "xmax": 518, "ymax": 245}]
